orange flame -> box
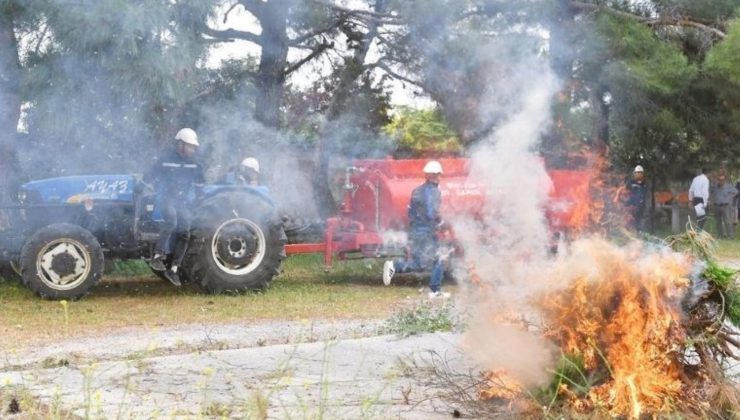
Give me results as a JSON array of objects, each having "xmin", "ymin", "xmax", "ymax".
[
  {"xmin": 548, "ymin": 151, "xmax": 632, "ymax": 237},
  {"xmin": 477, "ymin": 239, "xmax": 693, "ymax": 418},
  {"xmin": 479, "ymin": 370, "xmax": 524, "ymax": 400},
  {"xmin": 542, "ymin": 241, "xmax": 690, "ymax": 417}
]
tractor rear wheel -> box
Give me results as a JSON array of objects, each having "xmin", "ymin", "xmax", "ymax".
[
  {"xmin": 186, "ymin": 192, "xmax": 286, "ymax": 294},
  {"xmin": 20, "ymin": 223, "xmax": 104, "ymax": 300}
]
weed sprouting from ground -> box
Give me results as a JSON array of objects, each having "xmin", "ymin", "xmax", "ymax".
[
  {"xmin": 0, "ymin": 384, "xmax": 77, "ymax": 420},
  {"xmin": 59, "ymin": 300, "xmax": 69, "ymax": 337},
  {"xmin": 381, "ymin": 302, "xmax": 456, "ymax": 337}
]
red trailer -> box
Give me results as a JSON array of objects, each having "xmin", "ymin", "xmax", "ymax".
[{"xmin": 284, "ymin": 157, "xmax": 593, "ymax": 267}]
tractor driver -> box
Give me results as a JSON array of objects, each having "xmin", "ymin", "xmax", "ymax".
[
  {"xmin": 145, "ymin": 127, "xmax": 204, "ymax": 286},
  {"xmin": 224, "ymin": 157, "xmax": 261, "ymax": 187},
  {"xmin": 382, "ymin": 160, "xmax": 449, "ymax": 299}
]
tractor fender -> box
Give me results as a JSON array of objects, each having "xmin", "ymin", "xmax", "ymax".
[{"xmin": 198, "ymin": 185, "xmax": 276, "ymax": 211}]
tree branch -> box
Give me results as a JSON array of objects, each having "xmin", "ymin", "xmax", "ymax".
[
  {"xmin": 310, "ymin": 0, "xmax": 394, "ymax": 19},
  {"xmin": 308, "ymin": 0, "xmax": 403, "ymax": 24},
  {"xmin": 223, "ymin": 1, "xmax": 242, "ymax": 23},
  {"xmin": 371, "ymin": 60, "xmax": 424, "ymax": 88},
  {"xmin": 289, "ymin": 13, "xmax": 348, "ymax": 46},
  {"xmin": 570, "ymin": 1, "xmax": 655, "ymax": 20},
  {"xmin": 285, "ymin": 41, "xmax": 333, "ymax": 76},
  {"xmin": 202, "ymin": 26, "xmax": 262, "ymax": 45},
  {"xmin": 569, "ymin": 1, "xmax": 726, "ymax": 39},
  {"xmin": 33, "ymin": 23, "xmax": 49, "ymax": 55},
  {"xmin": 237, "ymin": 0, "xmax": 266, "ymax": 20},
  {"xmin": 645, "ymin": 18, "xmax": 726, "ymax": 39}
]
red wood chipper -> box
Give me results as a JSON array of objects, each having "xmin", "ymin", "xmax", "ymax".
[{"xmin": 283, "ymin": 157, "xmax": 594, "ymax": 267}]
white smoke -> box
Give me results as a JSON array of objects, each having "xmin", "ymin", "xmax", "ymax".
[{"xmin": 451, "ymin": 46, "xmax": 561, "ymax": 387}]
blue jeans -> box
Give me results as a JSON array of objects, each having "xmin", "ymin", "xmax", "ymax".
[{"xmin": 393, "ymin": 230, "xmax": 445, "ymax": 292}]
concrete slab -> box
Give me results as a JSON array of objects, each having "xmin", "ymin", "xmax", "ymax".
[
  {"xmin": 1, "ymin": 332, "xmax": 470, "ymax": 419},
  {"xmin": 1, "ymin": 319, "xmax": 386, "ymax": 371}
]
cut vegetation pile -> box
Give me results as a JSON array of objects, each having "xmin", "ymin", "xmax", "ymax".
[{"xmin": 471, "ymin": 230, "xmax": 740, "ymax": 418}]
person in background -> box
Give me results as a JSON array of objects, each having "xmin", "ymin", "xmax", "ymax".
[
  {"xmin": 625, "ymin": 165, "xmax": 648, "ymax": 232},
  {"xmin": 712, "ymin": 171, "xmax": 735, "ymax": 239},
  {"xmin": 224, "ymin": 157, "xmax": 260, "ymax": 186},
  {"xmin": 145, "ymin": 128, "xmax": 204, "ymax": 286},
  {"xmin": 688, "ymin": 168, "xmax": 710, "ymax": 231},
  {"xmin": 382, "ymin": 160, "xmax": 449, "ymax": 299}
]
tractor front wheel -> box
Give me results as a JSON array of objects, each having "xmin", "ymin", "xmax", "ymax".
[{"xmin": 20, "ymin": 224, "xmax": 104, "ymax": 300}]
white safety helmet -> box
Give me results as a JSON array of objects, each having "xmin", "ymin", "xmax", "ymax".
[
  {"xmin": 241, "ymin": 157, "xmax": 260, "ymax": 173},
  {"xmin": 634, "ymin": 165, "xmax": 644, "ymax": 173},
  {"xmin": 423, "ymin": 160, "xmax": 443, "ymax": 174},
  {"xmin": 175, "ymin": 128, "xmax": 199, "ymax": 147}
]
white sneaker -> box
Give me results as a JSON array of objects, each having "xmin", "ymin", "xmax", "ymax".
[
  {"xmin": 382, "ymin": 261, "xmax": 395, "ymax": 286},
  {"xmin": 428, "ymin": 291, "xmax": 451, "ymax": 299}
]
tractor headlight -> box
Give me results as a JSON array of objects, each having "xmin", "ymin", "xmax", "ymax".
[{"xmin": 17, "ymin": 190, "xmax": 26, "ymax": 203}]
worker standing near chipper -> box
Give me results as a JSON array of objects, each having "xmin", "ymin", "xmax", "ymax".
[
  {"xmin": 383, "ymin": 160, "xmax": 449, "ymax": 299},
  {"xmin": 625, "ymin": 165, "xmax": 648, "ymax": 232}
]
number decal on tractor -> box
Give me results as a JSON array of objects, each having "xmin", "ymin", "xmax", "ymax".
[{"xmin": 83, "ymin": 179, "xmax": 130, "ymax": 195}]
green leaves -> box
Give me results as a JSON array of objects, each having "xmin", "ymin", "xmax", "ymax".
[
  {"xmin": 705, "ymin": 20, "xmax": 740, "ymax": 84},
  {"xmin": 703, "ymin": 260, "xmax": 739, "ymax": 289},
  {"xmin": 384, "ymin": 107, "xmax": 462, "ymax": 155},
  {"xmin": 596, "ymin": 14, "xmax": 697, "ymax": 96},
  {"xmin": 701, "ymin": 260, "xmax": 740, "ymax": 328}
]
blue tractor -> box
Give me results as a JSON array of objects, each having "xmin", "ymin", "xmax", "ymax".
[{"xmin": 0, "ymin": 174, "xmax": 287, "ymax": 300}]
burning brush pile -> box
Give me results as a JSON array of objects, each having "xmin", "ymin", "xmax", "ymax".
[{"xmin": 464, "ymin": 231, "xmax": 740, "ymax": 418}]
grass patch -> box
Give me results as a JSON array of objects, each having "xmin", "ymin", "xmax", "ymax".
[
  {"xmin": 716, "ymin": 239, "xmax": 740, "ymax": 260},
  {"xmin": 381, "ymin": 301, "xmax": 455, "ymax": 337},
  {"xmin": 108, "ymin": 259, "xmax": 151, "ymax": 276},
  {"xmin": 0, "ymin": 254, "xmax": 422, "ymax": 349}
]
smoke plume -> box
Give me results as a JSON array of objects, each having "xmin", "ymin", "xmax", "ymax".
[{"xmin": 450, "ymin": 41, "xmax": 561, "ymax": 387}]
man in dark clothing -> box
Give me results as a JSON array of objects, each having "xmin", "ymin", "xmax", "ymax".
[
  {"xmin": 625, "ymin": 165, "xmax": 648, "ymax": 232},
  {"xmin": 712, "ymin": 171, "xmax": 735, "ymax": 239},
  {"xmin": 145, "ymin": 128, "xmax": 204, "ymax": 286},
  {"xmin": 383, "ymin": 160, "xmax": 448, "ymax": 299}
]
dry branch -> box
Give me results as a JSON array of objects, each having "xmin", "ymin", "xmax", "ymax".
[{"xmin": 569, "ymin": 1, "xmax": 726, "ymax": 39}]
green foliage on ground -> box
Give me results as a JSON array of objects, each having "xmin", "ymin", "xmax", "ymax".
[
  {"xmin": 703, "ymin": 260, "xmax": 738, "ymax": 289},
  {"xmin": 381, "ymin": 301, "xmax": 455, "ymax": 337},
  {"xmin": 109, "ymin": 260, "xmax": 151, "ymax": 277},
  {"xmin": 666, "ymin": 229, "xmax": 740, "ymax": 328},
  {"xmin": 538, "ymin": 354, "xmax": 596, "ymax": 408}
]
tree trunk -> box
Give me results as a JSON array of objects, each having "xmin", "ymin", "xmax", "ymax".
[
  {"xmin": 589, "ymin": 86, "xmax": 609, "ymax": 153},
  {"xmin": 0, "ymin": 10, "xmax": 22, "ymax": 204},
  {"xmin": 313, "ymin": 0, "xmax": 387, "ymax": 218},
  {"xmin": 325, "ymin": 0, "xmax": 385, "ymax": 120},
  {"xmin": 547, "ymin": 0, "xmax": 579, "ymax": 159},
  {"xmin": 549, "ymin": 0, "xmax": 575, "ymax": 81},
  {"xmin": 253, "ymin": 1, "xmax": 289, "ymax": 129}
]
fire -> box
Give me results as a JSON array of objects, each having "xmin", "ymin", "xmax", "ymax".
[
  {"xmin": 476, "ymin": 239, "xmax": 695, "ymax": 417},
  {"xmin": 546, "ymin": 151, "xmax": 633, "ymax": 236},
  {"xmin": 479, "ymin": 370, "xmax": 524, "ymax": 400}
]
